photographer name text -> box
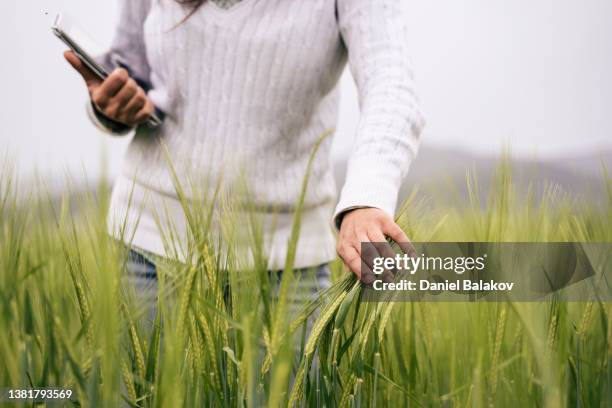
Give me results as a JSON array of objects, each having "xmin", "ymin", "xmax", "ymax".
[{"xmin": 372, "ymin": 279, "xmax": 515, "ymax": 292}]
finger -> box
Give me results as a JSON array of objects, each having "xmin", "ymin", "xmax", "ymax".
[
  {"xmin": 339, "ymin": 244, "xmax": 359, "ymax": 277},
  {"xmin": 352, "ymin": 229, "xmax": 370, "ymax": 255},
  {"xmin": 338, "ymin": 244, "xmax": 364, "ymax": 279},
  {"xmin": 339, "ymin": 245, "xmax": 359, "ymax": 274},
  {"xmin": 382, "ymin": 219, "xmax": 416, "ymax": 257},
  {"xmin": 121, "ymin": 89, "xmax": 147, "ymax": 119},
  {"xmin": 355, "ymin": 230, "xmax": 381, "ymax": 274},
  {"xmin": 97, "ymin": 68, "xmax": 130, "ymax": 103},
  {"xmin": 345, "ymin": 247, "xmax": 376, "ymax": 284},
  {"xmin": 367, "ymin": 229, "xmax": 398, "ymax": 282},
  {"xmin": 64, "ymin": 51, "xmax": 101, "ymax": 87},
  {"xmin": 112, "ymin": 79, "xmax": 139, "ymax": 111},
  {"xmin": 132, "ymin": 99, "xmax": 155, "ymax": 124},
  {"xmin": 105, "ymin": 83, "xmax": 139, "ymax": 122},
  {"xmin": 367, "ymin": 229, "xmax": 397, "ymax": 260}
]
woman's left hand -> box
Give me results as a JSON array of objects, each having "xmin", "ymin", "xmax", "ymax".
[{"xmin": 337, "ymin": 208, "xmax": 412, "ymax": 283}]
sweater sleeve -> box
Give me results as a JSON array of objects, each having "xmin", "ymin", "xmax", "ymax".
[
  {"xmin": 88, "ymin": 0, "xmax": 153, "ymax": 135},
  {"xmin": 334, "ymin": 0, "xmax": 425, "ymax": 228}
]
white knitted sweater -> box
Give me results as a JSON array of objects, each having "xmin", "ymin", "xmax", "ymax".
[{"xmin": 97, "ymin": 0, "xmax": 425, "ymax": 269}]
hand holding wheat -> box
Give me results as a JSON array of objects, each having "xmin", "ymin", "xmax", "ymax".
[{"xmin": 337, "ymin": 207, "xmax": 414, "ymax": 283}]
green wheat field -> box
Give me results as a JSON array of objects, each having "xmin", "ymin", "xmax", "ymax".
[{"xmin": 1, "ymin": 155, "xmax": 611, "ymax": 407}]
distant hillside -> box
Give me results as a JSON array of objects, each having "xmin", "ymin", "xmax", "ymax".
[
  {"xmin": 334, "ymin": 147, "xmax": 611, "ymax": 205},
  {"xmin": 34, "ymin": 147, "xmax": 612, "ymax": 209}
]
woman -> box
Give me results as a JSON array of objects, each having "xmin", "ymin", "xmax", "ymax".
[{"xmin": 64, "ymin": 0, "xmax": 425, "ymax": 295}]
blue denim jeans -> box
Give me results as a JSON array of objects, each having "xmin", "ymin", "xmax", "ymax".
[{"xmin": 124, "ymin": 247, "xmax": 332, "ymax": 325}]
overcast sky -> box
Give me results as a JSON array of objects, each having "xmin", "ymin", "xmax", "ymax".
[{"xmin": 1, "ymin": 0, "xmax": 611, "ymax": 182}]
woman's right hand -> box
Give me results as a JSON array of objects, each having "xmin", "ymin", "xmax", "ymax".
[{"xmin": 64, "ymin": 51, "xmax": 155, "ymax": 127}]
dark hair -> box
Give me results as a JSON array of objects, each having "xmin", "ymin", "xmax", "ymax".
[
  {"xmin": 176, "ymin": 0, "xmax": 206, "ymax": 23},
  {"xmin": 176, "ymin": 0, "xmax": 206, "ymax": 7}
]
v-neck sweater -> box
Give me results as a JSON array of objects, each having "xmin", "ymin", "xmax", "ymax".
[
  {"xmin": 210, "ymin": 0, "xmax": 243, "ymax": 9},
  {"xmin": 100, "ymin": 0, "xmax": 425, "ymax": 269}
]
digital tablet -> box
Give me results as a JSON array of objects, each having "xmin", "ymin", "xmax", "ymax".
[{"xmin": 52, "ymin": 13, "xmax": 162, "ymax": 128}]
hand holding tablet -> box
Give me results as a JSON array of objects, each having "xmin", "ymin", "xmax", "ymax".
[{"xmin": 52, "ymin": 13, "xmax": 162, "ymax": 129}]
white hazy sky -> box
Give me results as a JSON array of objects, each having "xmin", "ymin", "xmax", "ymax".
[{"xmin": 1, "ymin": 0, "xmax": 611, "ymax": 181}]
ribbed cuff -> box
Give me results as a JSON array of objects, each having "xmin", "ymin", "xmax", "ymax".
[
  {"xmin": 86, "ymin": 102, "xmax": 132, "ymax": 136},
  {"xmin": 333, "ymin": 172, "xmax": 399, "ymax": 230}
]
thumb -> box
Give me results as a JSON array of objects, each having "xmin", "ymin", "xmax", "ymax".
[{"xmin": 64, "ymin": 51, "xmax": 102, "ymax": 89}]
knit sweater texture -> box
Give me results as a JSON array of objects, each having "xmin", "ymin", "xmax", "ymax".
[{"xmin": 99, "ymin": 0, "xmax": 425, "ymax": 269}]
